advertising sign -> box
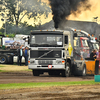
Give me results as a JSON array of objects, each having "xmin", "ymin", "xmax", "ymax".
[{"xmin": 5, "ymin": 40, "xmax": 25, "ymax": 49}]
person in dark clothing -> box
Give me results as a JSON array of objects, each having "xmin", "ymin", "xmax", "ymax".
[
  {"xmin": 90, "ymin": 49, "xmax": 97, "ymax": 59},
  {"xmin": 23, "ymin": 46, "xmax": 29, "ymax": 66},
  {"xmin": 17, "ymin": 45, "xmax": 23, "ymax": 66}
]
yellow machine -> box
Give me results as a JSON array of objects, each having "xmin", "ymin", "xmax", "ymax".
[
  {"xmin": 85, "ymin": 60, "xmax": 95, "ymax": 75},
  {"xmin": 85, "ymin": 60, "xmax": 99, "ymax": 75}
]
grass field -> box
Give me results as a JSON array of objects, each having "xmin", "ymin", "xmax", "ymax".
[
  {"xmin": 0, "ymin": 64, "xmax": 30, "ymax": 72},
  {"xmin": 0, "ymin": 64, "xmax": 100, "ymax": 90},
  {"xmin": 0, "ymin": 65, "xmax": 100, "ymax": 100},
  {"xmin": 0, "ymin": 80, "xmax": 100, "ymax": 90}
]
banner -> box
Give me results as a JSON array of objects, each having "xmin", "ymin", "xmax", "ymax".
[{"xmin": 5, "ymin": 40, "xmax": 25, "ymax": 49}]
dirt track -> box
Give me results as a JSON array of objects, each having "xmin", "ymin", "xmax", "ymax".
[
  {"xmin": 0, "ymin": 65, "xmax": 100, "ymax": 100},
  {"xmin": 0, "ymin": 71, "xmax": 94, "ymax": 84},
  {"xmin": 0, "ymin": 84, "xmax": 100, "ymax": 100}
]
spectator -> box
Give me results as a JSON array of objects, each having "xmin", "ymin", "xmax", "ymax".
[
  {"xmin": 96, "ymin": 49, "xmax": 99, "ymax": 55},
  {"xmin": 17, "ymin": 45, "xmax": 23, "ymax": 66},
  {"xmin": 90, "ymin": 49, "xmax": 97, "ymax": 59},
  {"xmin": 23, "ymin": 46, "xmax": 29, "ymax": 66}
]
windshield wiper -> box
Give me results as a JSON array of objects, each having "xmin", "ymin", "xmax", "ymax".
[
  {"xmin": 31, "ymin": 43, "xmax": 62, "ymax": 47},
  {"xmin": 30, "ymin": 44, "xmax": 42, "ymax": 47},
  {"xmin": 41, "ymin": 44, "xmax": 50, "ymax": 46}
]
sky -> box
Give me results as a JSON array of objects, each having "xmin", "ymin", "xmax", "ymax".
[
  {"xmin": 43, "ymin": 0, "xmax": 100, "ymax": 24},
  {"xmin": 0, "ymin": 0, "xmax": 100, "ymax": 28},
  {"xmin": 68, "ymin": 0, "xmax": 100, "ymax": 23}
]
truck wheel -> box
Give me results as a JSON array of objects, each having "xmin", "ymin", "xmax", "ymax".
[
  {"xmin": 77, "ymin": 64, "xmax": 86, "ymax": 76},
  {"xmin": 32, "ymin": 70, "xmax": 40, "ymax": 76},
  {"xmin": 0, "ymin": 55, "xmax": 8, "ymax": 64},
  {"xmin": 62, "ymin": 62, "xmax": 70, "ymax": 77},
  {"xmin": 82, "ymin": 64, "xmax": 86, "ymax": 76}
]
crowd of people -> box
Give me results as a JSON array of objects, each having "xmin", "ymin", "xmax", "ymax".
[
  {"xmin": 81, "ymin": 49, "xmax": 98, "ymax": 60},
  {"xmin": 73, "ymin": 48, "xmax": 99, "ymax": 61}
]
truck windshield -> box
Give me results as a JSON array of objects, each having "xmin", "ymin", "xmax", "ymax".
[
  {"xmin": 82, "ymin": 40, "xmax": 88, "ymax": 47},
  {"xmin": 30, "ymin": 34, "xmax": 63, "ymax": 47},
  {"xmin": 93, "ymin": 43, "xmax": 99, "ymax": 50}
]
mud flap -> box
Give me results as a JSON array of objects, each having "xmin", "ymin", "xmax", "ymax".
[{"xmin": 95, "ymin": 60, "xmax": 99, "ymax": 75}]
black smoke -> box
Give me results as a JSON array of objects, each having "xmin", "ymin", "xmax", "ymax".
[{"xmin": 49, "ymin": 0, "xmax": 91, "ymax": 29}]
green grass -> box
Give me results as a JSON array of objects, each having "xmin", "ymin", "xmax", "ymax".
[
  {"xmin": 0, "ymin": 65, "xmax": 6, "ymax": 72},
  {"xmin": 0, "ymin": 65, "xmax": 5, "ymax": 67},
  {"xmin": 0, "ymin": 69, "xmax": 31, "ymax": 72},
  {"xmin": 0, "ymin": 70, "xmax": 5, "ymax": 72},
  {"xmin": 0, "ymin": 80, "xmax": 100, "ymax": 90},
  {"xmin": 0, "ymin": 70, "xmax": 2, "ymax": 72}
]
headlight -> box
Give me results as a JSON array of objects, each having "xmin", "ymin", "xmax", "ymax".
[
  {"xmin": 30, "ymin": 60, "xmax": 35, "ymax": 64},
  {"xmin": 56, "ymin": 60, "xmax": 62, "ymax": 64}
]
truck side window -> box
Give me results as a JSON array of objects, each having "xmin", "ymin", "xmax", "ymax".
[
  {"xmin": 74, "ymin": 39, "xmax": 79, "ymax": 47},
  {"xmin": 65, "ymin": 36, "xmax": 68, "ymax": 44}
]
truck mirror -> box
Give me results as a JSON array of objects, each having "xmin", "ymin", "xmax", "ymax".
[
  {"xmin": 99, "ymin": 35, "xmax": 100, "ymax": 41},
  {"xmin": 65, "ymin": 36, "xmax": 68, "ymax": 44},
  {"xmin": 73, "ymin": 33, "xmax": 77, "ymax": 38},
  {"xmin": 28, "ymin": 36, "xmax": 30, "ymax": 44}
]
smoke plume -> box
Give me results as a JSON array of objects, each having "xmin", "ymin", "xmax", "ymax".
[{"xmin": 49, "ymin": 0, "xmax": 91, "ymax": 29}]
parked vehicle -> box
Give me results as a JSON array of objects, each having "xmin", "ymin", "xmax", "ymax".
[{"xmin": 0, "ymin": 35, "xmax": 29, "ymax": 64}]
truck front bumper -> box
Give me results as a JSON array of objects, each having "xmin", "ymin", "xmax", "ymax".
[{"xmin": 28, "ymin": 64, "xmax": 65, "ymax": 70}]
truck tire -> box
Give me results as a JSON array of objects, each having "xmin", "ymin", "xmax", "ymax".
[
  {"xmin": 0, "ymin": 55, "xmax": 8, "ymax": 64},
  {"xmin": 81, "ymin": 64, "xmax": 86, "ymax": 76},
  {"xmin": 62, "ymin": 62, "xmax": 70, "ymax": 77},
  {"xmin": 77, "ymin": 64, "xmax": 86, "ymax": 76},
  {"xmin": 32, "ymin": 70, "xmax": 40, "ymax": 76}
]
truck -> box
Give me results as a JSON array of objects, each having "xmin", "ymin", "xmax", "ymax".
[
  {"xmin": 75, "ymin": 30, "xmax": 99, "ymax": 53},
  {"xmin": 0, "ymin": 34, "xmax": 29, "ymax": 64},
  {"xmin": 28, "ymin": 30, "xmax": 88, "ymax": 77},
  {"xmin": 0, "ymin": 35, "xmax": 17, "ymax": 64}
]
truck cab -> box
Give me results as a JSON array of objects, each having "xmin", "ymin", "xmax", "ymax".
[
  {"xmin": 75, "ymin": 30, "xmax": 99, "ymax": 54},
  {"xmin": 74, "ymin": 34, "xmax": 89, "ymax": 59}
]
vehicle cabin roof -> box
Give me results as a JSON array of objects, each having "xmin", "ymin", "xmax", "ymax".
[{"xmin": 30, "ymin": 30, "xmax": 64, "ymax": 35}]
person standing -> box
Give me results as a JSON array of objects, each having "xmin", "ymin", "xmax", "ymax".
[
  {"xmin": 17, "ymin": 45, "xmax": 23, "ymax": 66},
  {"xmin": 23, "ymin": 46, "xmax": 29, "ymax": 66},
  {"xmin": 90, "ymin": 49, "xmax": 97, "ymax": 59}
]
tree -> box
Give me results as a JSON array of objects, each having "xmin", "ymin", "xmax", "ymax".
[
  {"xmin": 0, "ymin": 0, "xmax": 50, "ymax": 27},
  {"xmin": 0, "ymin": 21, "xmax": 38, "ymax": 34}
]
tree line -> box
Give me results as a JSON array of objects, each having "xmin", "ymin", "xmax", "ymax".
[{"xmin": 0, "ymin": 0, "xmax": 50, "ymax": 35}]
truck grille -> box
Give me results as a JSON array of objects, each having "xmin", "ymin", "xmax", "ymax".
[
  {"xmin": 30, "ymin": 50, "xmax": 61, "ymax": 58},
  {"xmin": 38, "ymin": 60, "xmax": 53, "ymax": 65}
]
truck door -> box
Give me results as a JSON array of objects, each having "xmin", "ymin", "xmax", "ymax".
[
  {"xmin": 80, "ymin": 37, "xmax": 89, "ymax": 58},
  {"xmin": 64, "ymin": 31, "xmax": 73, "ymax": 57},
  {"xmin": 74, "ymin": 37, "xmax": 81, "ymax": 60}
]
